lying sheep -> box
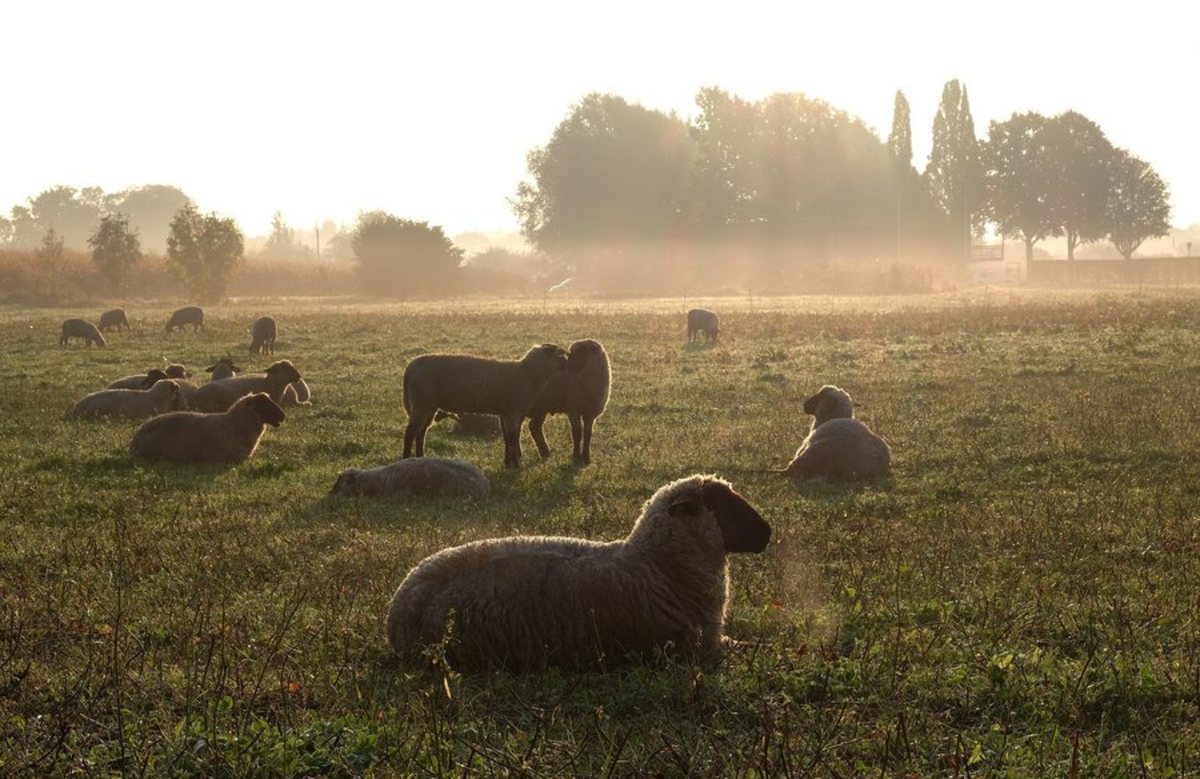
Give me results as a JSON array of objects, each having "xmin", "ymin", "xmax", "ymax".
[
  {"xmin": 784, "ymin": 385, "xmax": 891, "ymax": 481},
  {"xmin": 71, "ymin": 379, "xmax": 185, "ymax": 419},
  {"xmin": 402, "ymin": 344, "xmax": 568, "ymax": 468},
  {"xmin": 186, "ymin": 359, "xmax": 301, "ymax": 412},
  {"xmin": 527, "ymin": 339, "xmax": 610, "ymax": 465},
  {"xmin": 687, "ymin": 308, "xmax": 720, "ymax": 343},
  {"xmin": 250, "ymin": 316, "xmax": 277, "ymax": 355},
  {"xmin": 385, "ymin": 474, "xmax": 771, "ymax": 671},
  {"xmin": 107, "ymin": 363, "xmax": 193, "ymax": 391},
  {"xmin": 60, "ymin": 318, "xmax": 106, "ymax": 347},
  {"xmin": 331, "ymin": 457, "xmax": 489, "ymax": 501},
  {"xmin": 165, "ymin": 305, "xmax": 204, "ymax": 332},
  {"xmin": 206, "ymin": 357, "xmax": 243, "ymax": 381},
  {"xmin": 98, "ymin": 308, "xmax": 130, "ymax": 332},
  {"xmin": 129, "ymin": 392, "xmax": 285, "ymax": 463},
  {"xmin": 434, "ymin": 410, "xmax": 501, "ymax": 438}
]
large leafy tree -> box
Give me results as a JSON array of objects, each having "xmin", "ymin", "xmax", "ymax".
[
  {"xmin": 26, "ymin": 186, "xmax": 106, "ymax": 249},
  {"xmin": 35, "ymin": 228, "xmax": 66, "ymax": 301},
  {"xmin": 350, "ymin": 211, "xmax": 462, "ymax": 296},
  {"xmin": 925, "ymin": 80, "xmax": 983, "ymax": 260},
  {"xmin": 1105, "ymin": 148, "xmax": 1171, "ymax": 260},
  {"xmin": 982, "ymin": 112, "xmax": 1058, "ymax": 262},
  {"xmin": 89, "ymin": 213, "xmax": 143, "ymax": 293},
  {"xmin": 1042, "ymin": 111, "xmax": 1114, "ymax": 261},
  {"xmin": 513, "ymin": 93, "xmax": 695, "ymax": 255},
  {"xmin": 111, "ymin": 185, "xmax": 193, "ymax": 253},
  {"xmin": 166, "ymin": 204, "xmax": 244, "ymax": 302}
]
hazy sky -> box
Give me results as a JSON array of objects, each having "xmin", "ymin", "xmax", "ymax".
[{"xmin": 3, "ymin": 1, "xmax": 1197, "ymax": 238}]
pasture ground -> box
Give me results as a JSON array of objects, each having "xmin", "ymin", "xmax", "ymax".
[{"xmin": 3, "ymin": 290, "xmax": 1200, "ymax": 775}]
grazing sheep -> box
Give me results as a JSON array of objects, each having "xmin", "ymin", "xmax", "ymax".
[
  {"xmin": 687, "ymin": 308, "xmax": 720, "ymax": 343},
  {"xmin": 98, "ymin": 308, "xmax": 130, "ymax": 332},
  {"xmin": 783, "ymin": 385, "xmax": 891, "ymax": 481},
  {"xmin": 108, "ymin": 368, "xmax": 169, "ymax": 391},
  {"xmin": 527, "ymin": 339, "xmax": 611, "ymax": 464},
  {"xmin": 206, "ymin": 357, "xmax": 243, "ymax": 381},
  {"xmin": 281, "ymin": 378, "xmax": 312, "ymax": 407},
  {"xmin": 59, "ymin": 319, "xmax": 106, "ymax": 347},
  {"xmin": 385, "ymin": 474, "xmax": 771, "ymax": 671},
  {"xmin": 165, "ymin": 305, "xmax": 204, "ymax": 332},
  {"xmin": 71, "ymin": 379, "xmax": 185, "ymax": 419},
  {"xmin": 331, "ymin": 457, "xmax": 489, "ymax": 501},
  {"xmin": 402, "ymin": 344, "xmax": 568, "ymax": 468},
  {"xmin": 250, "ymin": 316, "xmax": 277, "ymax": 355},
  {"xmin": 129, "ymin": 392, "xmax": 285, "ymax": 464},
  {"xmin": 434, "ymin": 410, "xmax": 501, "ymax": 438},
  {"xmin": 186, "ymin": 359, "xmax": 301, "ymax": 412}
]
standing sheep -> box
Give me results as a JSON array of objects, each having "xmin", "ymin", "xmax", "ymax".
[
  {"xmin": 71, "ymin": 379, "xmax": 185, "ymax": 419},
  {"xmin": 165, "ymin": 306, "xmax": 204, "ymax": 332},
  {"xmin": 186, "ymin": 359, "xmax": 301, "ymax": 412},
  {"xmin": 385, "ymin": 474, "xmax": 771, "ymax": 671},
  {"xmin": 249, "ymin": 316, "xmax": 277, "ymax": 355},
  {"xmin": 783, "ymin": 385, "xmax": 891, "ymax": 481},
  {"xmin": 402, "ymin": 344, "xmax": 568, "ymax": 468},
  {"xmin": 98, "ymin": 308, "xmax": 130, "ymax": 332},
  {"xmin": 129, "ymin": 392, "xmax": 285, "ymax": 463},
  {"xmin": 331, "ymin": 457, "xmax": 489, "ymax": 501},
  {"xmin": 687, "ymin": 308, "xmax": 720, "ymax": 344},
  {"xmin": 526, "ymin": 338, "xmax": 610, "ymax": 465},
  {"xmin": 59, "ymin": 319, "xmax": 106, "ymax": 347}
]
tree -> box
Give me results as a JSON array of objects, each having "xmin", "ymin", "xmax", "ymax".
[
  {"xmin": 111, "ymin": 185, "xmax": 194, "ymax": 253},
  {"xmin": 0, "ymin": 214, "xmax": 11, "ymax": 245},
  {"xmin": 1042, "ymin": 111, "xmax": 1114, "ymax": 261},
  {"xmin": 888, "ymin": 90, "xmax": 913, "ymax": 170},
  {"xmin": 982, "ymin": 112, "xmax": 1059, "ymax": 262},
  {"xmin": 27, "ymin": 186, "xmax": 105, "ymax": 249},
  {"xmin": 165, "ymin": 204, "xmax": 244, "ymax": 302},
  {"xmin": 89, "ymin": 213, "xmax": 143, "ymax": 293},
  {"xmin": 259, "ymin": 211, "xmax": 315, "ymax": 261},
  {"xmin": 1106, "ymin": 148, "xmax": 1171, "ymax": 260},
  {"xmin": 350, "ymin": 211, "xmax": 463, "ymax": 296},
  {"xmin": 925, "ymin": 80, "xmax": 983, "ymax": 261},
  {"xmin": 7, "ymin": 206, "xmax": 40, "ymax": 249},
  {"xmin": 35, "ymin": 228, "xmax": 66, "ymax": 301}
]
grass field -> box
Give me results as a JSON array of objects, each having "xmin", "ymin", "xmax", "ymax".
[{"xmin": 3, "ymin": 291, "xmax": 1200, "ymax": 775}]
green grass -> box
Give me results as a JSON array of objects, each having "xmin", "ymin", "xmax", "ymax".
[{"xmin": 3, "ymin": 291, "xmax": 1200, "ymax": 775}]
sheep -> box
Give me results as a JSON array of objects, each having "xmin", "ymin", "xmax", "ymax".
[
  {"xmin": 250, "ymin": 316, "xmax": 277, "ymax": 355},
  {"xmin": 98, "ymin": 308, "xmax": 130, "ymax": 332},
  {"xmin": 59, "ymin": 318, "xmax": 106, "ymax": 347},
  {"xmin": 434, "ymin": 410, "xmax": 501, "ymax": 438},
  {"xmin": 687, "ymin": 308, "xmax": 720, "ymax": 343},
  {"xmin": 165, "ymin": 305, "xmax": 204, "ymax": 332},
  {"xmin": 330, "ymin": 457, "xmax": 489, "ymax": 501},
  {"xmin": 205, "ymin": 357, "xmax": 243, "ymax": 381},
  {"xmin": 107, "ymin": 363, "xmax": 193, "ymax": 391},
  {"xmin": 526, "ymin": 338, "xmax": 610, "ymax": 464},
  {"xmin": 129, "ymin": 392, "xmax": 285, "ymax": 464},
  {"xmin": 402, "ymin": 344, "xmax": 568, "ymax": 468},
  {"xmin": 385, "ymin": 474, "xmax": 771, "ymax": 672},
  {"xmin": 783, "ymin": 385, "xmax": 891, "ymax": 481},
  {"xmin": 186, "ymin": 359, "xmax": 302, "ymax": 412},
  {"xmin": 71, "ymin": 379, "xmax": 185, "ymax": 420}
]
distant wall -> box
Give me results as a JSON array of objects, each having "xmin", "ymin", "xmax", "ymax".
[{"xmin": 1028, "ymin": 257, "xmax": 1200, "ymax": 286}]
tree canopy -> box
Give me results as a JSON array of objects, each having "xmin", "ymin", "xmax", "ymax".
[
  {"xmin": 89, "ymin": 213, "xmax": 143, "ymax": 293},
  {"xmin": 982, "ymin": 112, "xmax": 1058, "ymax": 261},
  {"xmin": 1106, "ymin": 148, "xmax": 1171, "ymax": 260},
  {"xmin": 350, "ymin": 212, "xmax": 463, "ymax": 296},
  {"xmin": 166, "ymin": 205, "xmax": 244, "ymax": 302}
]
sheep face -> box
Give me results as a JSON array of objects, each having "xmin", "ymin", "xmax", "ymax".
[
  {"xmin": 149, "ymin": 379, "xmax": 185, "ymax": 411},
  {"xmin": 524, "ymin": 344, "xmax": 569, "ymax": 372},
  {"xmin": 330, "ymin": 469, "xmax": 360, "ymax": 495},
  {"xmin": 665, "ymin": 479, "xmax": 771, "ymax": 554},
  {"xmin": 206, "ymin": 358, "xmax": 242, "ymax": 377},
  {"xmin": 246, "ymin": 393, "xmax": 286, "ymax": 426},
  {"xmin": 803, "ymin": 385, "xmax": 854, "ymax": 421},
  {"xmin": 166, "ymin": 364, "xmax": 192, "ymax": 379},
  {"xmin": 566, "ymin": 339, "xmax": 602, "ymax": 373},
  {"xmin": 265, "ymin": 360, "xmax": 301, "ymax": 385},
  {"xmin": 139, "ymin": 369, "xmax": 170, "ymax": 389}
]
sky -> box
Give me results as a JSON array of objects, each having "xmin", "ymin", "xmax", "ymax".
[{"xmin": 3, "ymin": 0, "xmax": 1197, "ymax": 238}]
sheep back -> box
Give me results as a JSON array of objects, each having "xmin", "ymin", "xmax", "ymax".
[
  {"xmin": 785, "ymin": 418, "xmax": 891, "ymax": 481},
  {"xmin": 331, "ymin": 457, "xmax": 489, "ymax": 501},
  {"xmin": 98, "ymin": 308, "xmax": 129, "ymax": 331},
  {"xmin": 71, "ymin": 379, "xmax": 184, "ymax": 419}
]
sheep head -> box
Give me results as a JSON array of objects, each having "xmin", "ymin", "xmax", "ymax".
[
  {"xmin": 265, "ymin": 360, "xmax": 301, "ymax": 384},
  {"xmin": 566, "ymin": 339, "xmax": 604, "ymax": 373},
  {"xmin": 165, "ymin": 363, "xmax": 191, "ymax": 379},
  {"xmin": 330, "ymin": 469, "xmax": 360, "ymax": 495},
  {"xmin": 803, "ymin": 385, "xmax": 855, "ymax": 424},
  {"xmin": 523, "ymin": 344, "xmax": 569, "ymax": 373},
  {"xmin": 140, "ymin": 369, "xmax": 170, "ymax": 389},
  {"xmin": 241, "ymin": 393, "xmax": 286, "ymax": 427},
  {"xmin": 666, "ymin": 478, "xmax": 771, "ymax": 554}
]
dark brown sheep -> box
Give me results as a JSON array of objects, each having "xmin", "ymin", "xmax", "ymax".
[
  {"xmin": 165, "ymin": 306, "xmax": 204, "ymax": 332},
  {"xmin": 526, "ymin": 339, "xmax": 611, "ymax": 464},
  {"xmin": 129, "ymin": 393, "xmax": 285, "ymax": 464},
  {"xmin": 60, "ymin": 319, "xmax": 106, "ymax": 347}
]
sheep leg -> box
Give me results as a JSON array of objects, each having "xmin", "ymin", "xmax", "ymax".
[
  {"xmin": 404, "ymin": 411, "xmax": 435, "ymax": 458},
  {"xmin": 569, "ymin": 415, "xmax": 584, "ymax": 463},
  {"xmin": 579, "ymin": 416, "xmax": 594, "ymax": 465},
  {"xmin": 528, "ymin": 413, "xmax": 551, "ymax": 459},
  {"xmin": 500, "ymin": 414, "xmax": 522, "ymax": 468}
]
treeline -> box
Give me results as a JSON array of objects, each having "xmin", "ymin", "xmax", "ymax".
[{"xmin": 512, "ymin": 81, "xmax": 1173, "ymax": 291}]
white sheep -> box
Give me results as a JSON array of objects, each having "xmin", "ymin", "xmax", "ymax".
[
  {"xmin": 784, "ymin": 385, "xmax": 891, "ymax": 481},
  {"xmin": 71, "ymin": 379, "xmax": 185, "ymax": 420},
  {"xmin": 331, "ymin": 457, "xmax": 489, "ymax": 501},
  {"xmin": 385, "ymin": 474, "xmax": 771, "ymax": 671}
]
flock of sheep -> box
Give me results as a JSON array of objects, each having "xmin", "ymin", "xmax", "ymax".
[{"xmin": 57, "ymin": 304, "xmax": 891, "ymax": 673}]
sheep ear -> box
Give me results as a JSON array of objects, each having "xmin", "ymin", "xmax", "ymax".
[
  {"xmin": 703, "ymin": 482, "xmax": 771, "ymax": 553},
  {"xmin": 668, "ymin": 494, "xmax": 700, "ymax": 517}
]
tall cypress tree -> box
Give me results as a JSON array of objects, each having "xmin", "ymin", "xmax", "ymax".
[
  {"xmin": 925, "ymin": 80, "xmax": 983, "ymax": 261},
  {"xmin": 887, "ymin": 90, "xmax": 912, "ymax": 170}
]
